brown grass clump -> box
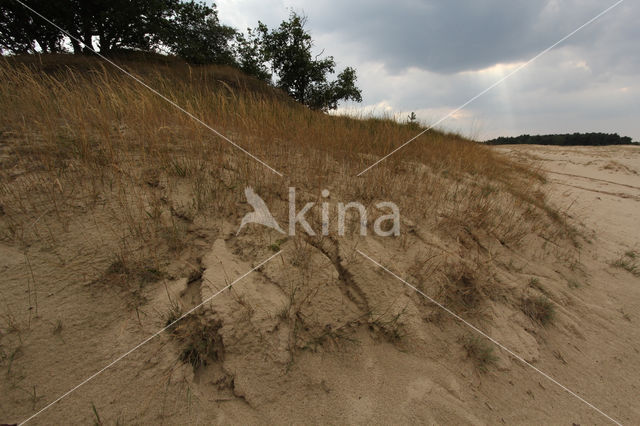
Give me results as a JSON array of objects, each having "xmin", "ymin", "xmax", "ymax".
[
  {"xmin": 461, "ymin": 335, "xmax": 498, "ymax": 372},
  {"xmin": 522, "ymin": 296, "xmax": 555, "ymax": 325},
  {"xmin": 438, "ymin": 260, "xmax": 485, "ymax": 315},
  {"xmin": 169, "ymin": 312, "xmax": 224, "ymax": 370},
  {"xmin": 611, "ymin": 250, "xmax": 640, "ymax": 277}
]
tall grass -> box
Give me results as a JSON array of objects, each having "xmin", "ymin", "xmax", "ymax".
[{"xmin": 0, "ymin": 54, "xmax": 571, "ymax": 261}]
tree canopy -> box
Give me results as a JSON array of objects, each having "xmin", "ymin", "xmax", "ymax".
[
  {"xmin": 159, "ymin": 1, "xmax": 236, "ymax": 65},
  {"xmin": 0, "ymin": 1, "xmax": 362, "ymax": 110},
  {"xmin": 258, "ymin": 13, "xmax": 362, "ymax": 111}
]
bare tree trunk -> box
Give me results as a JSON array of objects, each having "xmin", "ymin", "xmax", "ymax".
[
  {"xmin": 70, "ymin": 39, "xmax": 82, "ymax": 54},
  {"xmin": 82, "ymin": 30, "xmax": 93, "ymax": 53}
]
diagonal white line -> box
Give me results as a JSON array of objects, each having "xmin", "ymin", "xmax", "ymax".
[
  {"xmin": 18, "ymin": 250, "xmax": 282, "ymax": 425},
  {"xmin": 13, "ymin": 0, "xmax": 283, "ymax": 177},
  {"xmin": 356, "ymin": 249, "xmax": 622, "ymax": 425},
  {"xmin": 357, "ymin": 0, "xmax": 625, "ymax": 176}
]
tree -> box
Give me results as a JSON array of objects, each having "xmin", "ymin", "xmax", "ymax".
[
  {"xmin": 234, "ymin": 25, "xmax": 271, "ymax": 82},
  {"xmin": 0, "ymin": 0, "xmax": 66, "ymax": 53},
  {"xmin": 91, "ymin": 0, "xmax": 175, "ymax": 54},
  {"xmin": 0, "ymin": 0, "xmax": 174, "ymax": 55},
  {"xmin": 260, "ymin": 12, "xmax": 361, "ymax": 111},
  {"xmin": 66, "ymin": 0, "xmax": 176, "ymax": 54},
  {"xmin": 485, "ymin": 132, "xmax": 635, "ymax": 146},
  {"xmin": 1, "ymin": 2, "xmax": 365, "ymax": 111},
  {"xmin": 159, "ymin": 1, "xmax": 236, "ymax": 65}
]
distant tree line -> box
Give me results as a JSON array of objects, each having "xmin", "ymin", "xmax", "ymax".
[
  {"xmin": 485, "ymin": 133, "xmax": 637, "ymax": 146},
  {"xmin": 0, "ymin": 0, "xmax": 362, "ymax": 111}
]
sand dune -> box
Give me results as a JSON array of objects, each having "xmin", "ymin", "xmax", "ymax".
[{"xmin": 1, "ymin": 59, "xmax": 639, "ymax": 424}]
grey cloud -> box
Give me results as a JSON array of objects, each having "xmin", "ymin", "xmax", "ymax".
[
  {"xmin": 298, "ymin": 0, "xmax": 628, "ymax": 74},
  {"xmin": 216, "ymin": 0, "xmax": 640, "ymax": 140}
]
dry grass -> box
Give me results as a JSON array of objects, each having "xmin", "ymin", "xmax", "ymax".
[
  {"xmin": 0, "ymin": 55, "xmax": 569, "ymax": 244},
  {"xmin": 0, "ymin": 54, "xmax": 611, "ymax": 425},
  {"xmin": 170, "ymin": 314, "xmax": 224, "ymax": 370},
  {"xmin": 438, "ymin": 260, "xmax": 485, "ymax": 315},
  {"xmin": 461, "ymin": 334, "xmax": 498, "ymax": 372},
  {"xmin": 611, "ymin": 250, "xmax": 640, "ymax": 277},
  {"xmin": 0, "ymin": 54, "xmax": 577, "ymax": 332},
  {"xmin": 522, "ymin": 295, "xmax": 555, "ymax": 325}
]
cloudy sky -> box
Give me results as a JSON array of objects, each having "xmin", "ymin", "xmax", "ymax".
[{"xmin": 215, "ymin": 0, "xmax": 639, "ymax": 141}]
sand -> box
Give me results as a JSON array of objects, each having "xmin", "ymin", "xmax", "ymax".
[{"xmin": 1, "ymin": 144, "xmax": 640, "ymax": 425}]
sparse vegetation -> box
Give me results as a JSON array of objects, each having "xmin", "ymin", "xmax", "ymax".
[
  {"xmin": 528, "ymin": 277, "xmax": 551, "ymax": 296},
  {"xmin": 439, "ymin": 261, "xmax": 484, "ymax": 315},
  {"xmin": 0, "ymin": 54, "xmax": 568, "ymax": 261},
  {"xmin": 269, "ymin": 237, "xmax": 288, "ymax": 252},
  {"xmin": 171, "ymin": 316, "xmax": 223, "ymax": 370},
  {"xmin": 305, "ymin": 325, "xmax": 358, "ymax": 352},
  {"xmin": 164, "ymin": 300, "xmax": 183, "ymax": 329},
  {"xmin": 612, "ymin": 250, "xmax": 640, "ymax": 277},
  {"xmin": 461, "ymin": 335, "xmax": 498, "ymax": 372},
  {"xmin": 522, "ymin": 296, "xmax": 555, "ymax": 325},
  {"xmin": 368, "ymin": 306, "xmax": 407, "ymax": 342},
  {"xmin": 620, "ymin": 309, "xmax": 632, "ymax": 322},
  {"xmin": 105, "ymin": 256, "xmax": 164, "ymax": 286},
  {"xmin": 0, "ymin": 53, "xmax": 590, "ymax": 423}
]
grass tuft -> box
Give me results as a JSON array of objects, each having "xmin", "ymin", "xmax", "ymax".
[
  {"xmin": 522, "ymin": 296, "xmax": 555, "ymax": 325},
  {"xmin": 461, "ymin": 335, "xmax": 498, "ymax": 372},
  {"xmin": 611, "ymin": 250, "xmax": 640, "ymax": 277}
]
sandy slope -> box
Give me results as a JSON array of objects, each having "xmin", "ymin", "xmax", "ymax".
[
  {"xmin": 1, "ymin": 144, "xmax": 640, "ymax": 425},
  {"xmin": 495, "ymin": 145, "xmax": 640, "ymax": 248}
]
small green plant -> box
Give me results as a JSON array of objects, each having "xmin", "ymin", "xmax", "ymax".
[
  {"xmin": 91, "ymin": 402, "xmax": 103, "ymax": 425},
  {"xmin": 522, "ymin": 296, "xmax": 555, "ymax": 325},
  {"xmin": 461, "ymin": 335, "xmax": 497, "ymax": 372},
  {"xmin": 4, "ymin": 346, "xmax": 22, "ymax": 376},
  {"xmin": 269, "ymin": 237, "xmax": 288, "ymax": 252}
]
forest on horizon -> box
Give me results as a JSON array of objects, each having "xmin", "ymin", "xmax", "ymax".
[{"xmin": 485, "ymin": 132, "xmax": 637, "ymax": 146}]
